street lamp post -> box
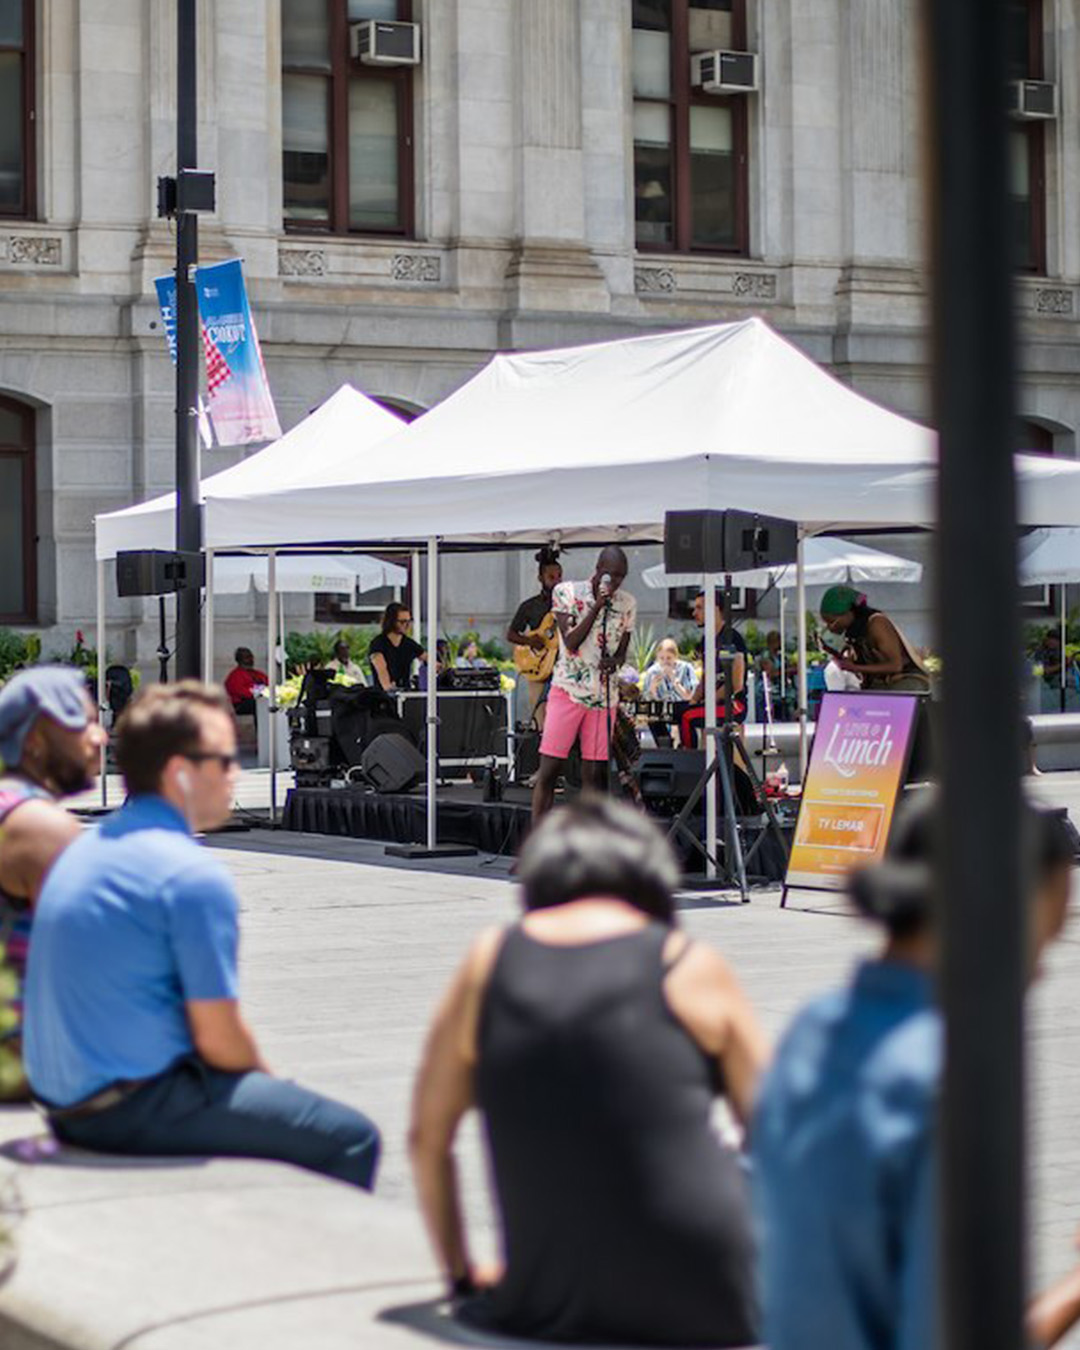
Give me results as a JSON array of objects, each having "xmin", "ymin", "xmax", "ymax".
[{"xmin": 174, "ymin": 0, "xmax": 202, "ymax": 680}]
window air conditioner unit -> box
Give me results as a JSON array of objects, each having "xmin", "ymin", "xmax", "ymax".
[
  {"xmin": 350, "ymin": 19, "xmax": 421, "ymax": 67},
  {"xmin": 691, "ymin": 50, "xmax": 758, "ymax": 95},
  {"xmin": 1007, "ymin": 79, "xmax": 1057, "ymax": 120}
]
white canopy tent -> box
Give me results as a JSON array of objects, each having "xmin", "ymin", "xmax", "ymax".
[
  {"xmin": 197, "ymin": 318, "xmax": 1080, "ymax": 868},
  {"xmin": 92, "ymin": 386, "xmax": 408, "ymax": 814},
  {"xmin": 191, "ymin": 318, "xmax": 1080, "ymax": 871}
]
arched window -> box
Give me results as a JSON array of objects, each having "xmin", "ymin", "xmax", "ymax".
[{"xmin": 0, "ymin": 394, "xmax": 36, "ymax": 622}]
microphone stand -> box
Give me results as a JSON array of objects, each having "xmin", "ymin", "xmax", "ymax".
[{"xmin": 601, "ymin": 592, "xmax": 617, "ymax": 797}]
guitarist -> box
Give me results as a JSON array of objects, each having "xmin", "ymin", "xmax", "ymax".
[{"xmin": 506, "ymin": 546, "xmax": 563, "ymax": 729}]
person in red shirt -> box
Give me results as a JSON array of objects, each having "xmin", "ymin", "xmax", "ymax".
[{"xmin": 223, "ymin": 648, "xmax": 268, "ymax": 716}]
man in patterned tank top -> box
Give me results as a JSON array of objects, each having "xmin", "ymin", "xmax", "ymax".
[{"xmin": 0, "ymin": 667, "xmax": 105, "ymax": 1094}]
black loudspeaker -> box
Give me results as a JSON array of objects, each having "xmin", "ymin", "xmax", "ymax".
[
  {"xmin": 361, "ymin": 733, "xmax": 427, "ymax": 793},
  {"xmin": 663, "ymin": 510, "xmax": 798, "ymax": 575},
  {"xmin": 116, "ymin": 549, "xmax": 205, "ymax": 597}
]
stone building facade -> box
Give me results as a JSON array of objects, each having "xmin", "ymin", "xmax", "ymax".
[{"xmin": 0, "ymin": 0, "xmax": 1077, "ymax": 675}]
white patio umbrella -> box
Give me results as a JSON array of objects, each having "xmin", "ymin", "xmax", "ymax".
[
  {"xmin": 210, "ymin": 553, "xmax": 407, "ymax": 596},
  {"xmin": 1018, "ymin": 528, "xmax": 1080, "ymax": 707}
]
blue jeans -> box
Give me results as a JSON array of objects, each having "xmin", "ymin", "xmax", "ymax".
[{"xmin": 52, "ymin": 1057, "xmax": 380, "ymax": 1190}]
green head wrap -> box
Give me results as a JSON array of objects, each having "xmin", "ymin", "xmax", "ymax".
[{"xmin": 820, "ymin": 585, "xmax": 864, "ymax": 618}]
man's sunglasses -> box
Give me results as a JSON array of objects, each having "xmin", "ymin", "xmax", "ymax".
[{"xmin": 184, "ymin": 751, "xmax": 239, "ymax": 770}]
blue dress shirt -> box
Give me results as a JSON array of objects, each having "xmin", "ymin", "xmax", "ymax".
[
  {"xmin": 24, "ymin": 795, "xmax": 238, "ymax": 1107},
  {"xmin": 752, "ymin": 960, "xmax": 941, "ymax": 1350}
]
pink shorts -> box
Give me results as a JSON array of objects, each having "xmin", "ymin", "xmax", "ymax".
[{"xmin": 539, "ymin": 686, "xmax": 615, "ymax": 762}]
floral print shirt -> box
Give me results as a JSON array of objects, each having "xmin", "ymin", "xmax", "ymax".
[{"xmin": 551, "ymin": 580, "xmax": 637, "ymax": 709}]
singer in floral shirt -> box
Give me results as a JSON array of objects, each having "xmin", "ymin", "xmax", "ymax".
[{"xmin": 532, "ymin": 546, "xmax": 636, "ymax": 821}]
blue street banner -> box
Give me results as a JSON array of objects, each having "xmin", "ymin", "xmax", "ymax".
[
  {"xmin": 154, "ymin": 260, "xmax": 281, "ymax": 448},
  {"xmin": 194, "ymin": 258, "xmax": 281, "ymax": 446}
]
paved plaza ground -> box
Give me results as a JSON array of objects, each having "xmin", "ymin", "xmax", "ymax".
[{"xmin": 0, "ymin": 770, "xmax": 1078, "ymax": 1346}]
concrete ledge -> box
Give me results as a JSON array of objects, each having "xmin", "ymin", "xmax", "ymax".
[{"xmin": 0, "ymin": 1108, "xmax": 447, "ymax": 1350}]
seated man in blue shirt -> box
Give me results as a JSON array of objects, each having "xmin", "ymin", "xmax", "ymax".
[{"xmin": 23, "ymin": 681, "xmax": 380, "ymax": 1189}]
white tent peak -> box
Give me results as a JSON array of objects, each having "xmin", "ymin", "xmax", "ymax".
[{"xmin": 95, "ymin": 384, "xmax": 403, "ymax": 560}]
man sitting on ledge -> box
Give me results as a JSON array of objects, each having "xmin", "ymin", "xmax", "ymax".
[{"xmin": 23, "ymin": 681, "xmax": 380, "ymax": 1190}]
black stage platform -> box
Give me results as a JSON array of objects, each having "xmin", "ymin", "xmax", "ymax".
[{"xmin": 283, "ymin": 781, "xmax": 792, "ymax": 880}]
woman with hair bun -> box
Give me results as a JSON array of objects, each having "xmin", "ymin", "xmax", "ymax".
[
  {"xmin": 753, "ymin": 790, "xmax": 1077, "ymax": 1350},
  {"xmin": 410, "ymin": 796, "xmax": 765, "ymax": 1347}
]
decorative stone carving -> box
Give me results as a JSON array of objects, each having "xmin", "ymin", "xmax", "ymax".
[
  {"xmin": 732, "ymin": 272, "xmax": 777, "ymax": 300},
  {"xmin": 4, "ymin": 235, "xmax": 62, "ymax": 266},
  {"xmin": 635, "ymin": 267, "xmax": 676, "ymax": 294},
  {"xmin": 1035, "ymin": 288, "xmax": 1074, "ymax": 316},
  {"xmin": 391, "ymin": 253, "xmax": 441, "ymax": 283},
  {"xmin": 278, "ymin": 249, "xmax": 327, "ymax": 278}
]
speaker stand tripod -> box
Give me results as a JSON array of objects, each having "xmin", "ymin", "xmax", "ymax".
[{"xmin": 665, "ymin": 579, "xmax": 790, "ymax": 902}]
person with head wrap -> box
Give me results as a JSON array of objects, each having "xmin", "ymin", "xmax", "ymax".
[
  {"xmin": 753, "ymin": 790, "xmax": 1078, "ymax": 1350},
  {"xmin": 818, "ymin": 586, "xmax": 931, "ymax": 693},
  {"xmin": 0, "ymin": 666, "xmax": 106, "ymax": 1095}
]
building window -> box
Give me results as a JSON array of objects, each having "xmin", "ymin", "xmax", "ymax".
[
  {"xmin": 632, "ymin": 0, "xmax": 749, "ymax": 255},
  {"xmin": 0, "ymin": 395, "xmax": 36, "ymax": 623},
  {"xmin": 1007, "ymin": 0, "xmax": 1046, "ymax": 274},
  {"xmin": 0, "ymin": 0, "xmax": 35, "ymax": 218},
  {"xmin": 282, "ymin": 0, "xmax": 414, "ymax": 235}
]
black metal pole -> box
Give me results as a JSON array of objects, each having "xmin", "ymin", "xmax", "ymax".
[
  {"xmin": 174, "ymin": 0, "xmax": 202, "ymax": 680},
  {"xmin": 924, "ymin": 4, "xmax": 1024, "ymax": 1350}
]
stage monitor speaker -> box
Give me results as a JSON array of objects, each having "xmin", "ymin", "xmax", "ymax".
[
  {"xmin": 663, "ymin": 510, "xmax": 798, "ymax": 576},
  {"xmin": 636, "ymin": 748, "xmax": 756, "ymax": 815},
  {"xmin": 116, "ymin": 549, "xmax": 205, "ymax": 597},
  {"xmin": 361, "ymin": 733, "xmax": 426, "ymax": 793}
]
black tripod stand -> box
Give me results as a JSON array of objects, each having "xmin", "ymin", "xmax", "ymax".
[{"xmin": 665, "ymin": 576, "xmax": 790, "ymax": 902}]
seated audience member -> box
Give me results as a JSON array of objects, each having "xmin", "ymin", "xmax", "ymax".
[
  {"xmin": 410, "ymin": 797, "xmax": 765, "ymax": 1347},
  {"xmin": 0, "ymin": 668, "xmax": 106, "ymax": 1095},
  {"xmin": 328, "ymin": 639, "xmax": 365, "ymax": 684},
  {"xmin": 753, "ymin": 790, "xmax": 1076, "ymax": 1350},
  {"xmin": 455, "ymin": 640, "xmax": 488, "ymax": 670},
  {"xmin": 369, "ymin": 603, "xmax": 425, "ymax": 692},
  {"xmin": 223, "ymin": 647, "xmax": 268, "ymax": 715},
  {"xmin": 642, "ymin": 637, "xmax": 695, "ymax": 702},
  {"xmin": 23, "ymin": 681, "xmax": 380, "ymax": 1189}
]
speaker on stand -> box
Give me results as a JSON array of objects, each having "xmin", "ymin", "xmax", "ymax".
[{"xmin": 662, "ymin": 510, "xmax": 797, "ymax": 898}]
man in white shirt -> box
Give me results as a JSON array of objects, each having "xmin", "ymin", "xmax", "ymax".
[{"xmin": 531, "ymin": 546, "xmax": 636, "ymax": 822}]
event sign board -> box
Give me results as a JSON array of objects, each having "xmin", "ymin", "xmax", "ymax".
[{"xmin": 785, "ymin": 692, "xmax": 920, "ymax": 892}]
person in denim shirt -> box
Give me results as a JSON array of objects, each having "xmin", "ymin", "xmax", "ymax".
[{"xmin": 753, "ymin": 791, "xmax": 1076, "ymax": 1350}]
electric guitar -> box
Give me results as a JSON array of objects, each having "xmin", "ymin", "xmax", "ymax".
[{"xmin": 513, "ymin": 612, "xmax": 559, "ymax": 682}]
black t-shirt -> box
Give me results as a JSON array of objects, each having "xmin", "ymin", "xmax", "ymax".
[
  {"xmin": 510, "ymin": 591, "xmax": 553, "ymax": 635},
  {"xmin": 698, "ymin": 625, "xmax": 749, "ymax": 695},
  {"xmin": 369, "ymin": 632, "xmax": 424, "ymax": 688}
]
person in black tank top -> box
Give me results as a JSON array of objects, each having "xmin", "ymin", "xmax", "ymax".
[{"xmin": 410, "ymin": 798, "xmax": 765, "ymax": 1347}]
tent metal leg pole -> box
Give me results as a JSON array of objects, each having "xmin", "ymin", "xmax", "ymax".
[
  {"xmin": 427, "ymin": 538, "xmax": 438, "ymax": 851},
  {"xmin": 780, "ymin": 590, "xmax": 787, "ymax": 708},
  {"xmin": 412, "ymin": 549, "xmax": 423, "ymax": 642},
  {"xmin": 796, "ymin": 530, "xmax": 808, "ymax": 779},
  {"xmin": 97, "ymin": 559, "xmax": 108, "ymax": 810},
  {"xmin": 203, "ymin": 549, "xmax": 214, "ymax": 684},
  {"xmin": 267, "ymin": 549, "xmax": 278, "ymax": 825},
  {"xmin": 704, "ymin": 574, "xmax": 718, "ymax": 880}
]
